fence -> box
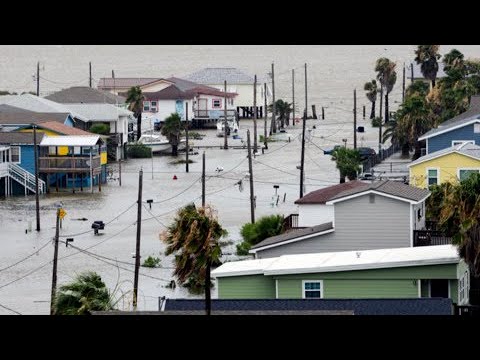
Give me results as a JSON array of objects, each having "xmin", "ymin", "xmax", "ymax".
[{"xmin": 361, "ymin": 143, "xmax": 400, "ymax": 174}]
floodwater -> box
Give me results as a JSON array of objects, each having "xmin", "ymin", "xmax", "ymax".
[{"xmin": 2, "ymin": 45, "xmax": 480, "ymax": 314}]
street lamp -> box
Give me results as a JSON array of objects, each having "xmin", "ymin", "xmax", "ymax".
[{"xmin": 342, "ymin": 138, "xmax": 348, "ymax": 148}]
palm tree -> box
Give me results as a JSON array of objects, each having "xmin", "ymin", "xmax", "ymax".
[
  {"xmin": 126, "ymin": 86, "xmax": 145, "ymax": 141},
  {"xmin": 161, "ymin": 204, "xmax": 227, "ymax": 315},
  {"xmin": 161, "ymin": 113, "xmax": 182, "ymax": 156},
  {"xmin": 438, "ymin": 173, "xmax": 480, "ymax": 278},
  {"xmin": 375, "ymin": 57, "xmax": 397, "ymax": 123},
  {"xmin": 268, "ymin": 99, "xmax": 292, "ymax": 128},
  {"xmin": 331, "ymin": 147, "xmax": 362, "ymax": 183},
  {"xmin": 405, "ymin": 80, "xmax": 430, "ymax": 98},
  {"xmin": 414, "ymin": 45, "xmax": 441, "ymax": 88},
  {"xmin": 443, "ymin": 49, "xmax": 466, "ymax": 80},
  {"xmin": 54, "ymin": 271, "xmax": 114, "ymax": 315},
  {"xmin": 364, "ymin": 80, "xmax": 377, "ymax": 119}
]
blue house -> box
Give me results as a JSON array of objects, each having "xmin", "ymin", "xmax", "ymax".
[
  {"xmin": 0, "ymin": 104, "xmax": 75, "ymax": 132},
  {"xmin": 419, "ymin": 96, "xmax": 480, "ymax": 154}
]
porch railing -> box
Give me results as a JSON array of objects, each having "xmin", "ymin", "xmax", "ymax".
[
  {"xmin": 283, "ymin": 213, "xmax": 306, "ymax": 232},
  {"xmin": 39, "ymin": 156, "xmax": 101, "ymax": 172},
  {"xmin": 413, "ymin": 230, "xmax": 452, "ymax": 247},
  {"xmin": 194, "ymin": 109, "xmax": 236, "ymax": 119}
]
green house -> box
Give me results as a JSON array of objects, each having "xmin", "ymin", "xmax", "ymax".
[{"xmin": 212, "ymin": 245, "xmax": 470, "ymax": 305}]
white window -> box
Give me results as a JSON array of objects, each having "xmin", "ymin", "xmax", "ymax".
[
  {"xmin": 452, "ymin": 140, "xmax": 475, "ymax": 146},
  {"xmin": 143, "ymin": 101, "xmax": 150, "ymax": 112},
  {"xmin": 74, "ymin": 146, "xmax": 81, "ymax": 155},
  {"xmin": 212, "ymin": 99, "xmax": 222, "ymax": 109},
  {"xmin": 427, "ymin": 168, "xmax": 439, "ymax": 187},
  {"xmin": 49, "ymin": 146, "xmax": 56, "ymax": 155},
  {"xmin": 150, "ymin": 101, "xmax": 157, "ymax": 112},
  {"xmin": 302, "ymin": 280, "xmax": 323, "ymax": 299},
  {"xmin": 459, "ymin": 271, "xmax": 469, "ymax": 304},
  {"xmin": 474, "ymin": 123, "xmax": 480, "ymax": 133},
  {"xmin": 10, "ymin": 146, "xmax": 20, "ymax": 163},
  {"xmin": 458, "ymin": 169, "xmax": 480, "ymax": 182}
]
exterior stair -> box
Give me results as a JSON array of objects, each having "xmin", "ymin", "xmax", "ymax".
[{"xmin": 7, "ymin": 163, "xmax": 45, "ymax": 194}]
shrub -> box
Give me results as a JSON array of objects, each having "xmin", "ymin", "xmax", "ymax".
[
  {"xmin": 236, "ymin": 241, "xmax": 252, "ymax": 256},
  {"xmin": 89, "ymin": 123, "xmax": 110, "ymax": 135},
  {"xmin": 127, "ymin": 143, "xmax": 152, "ymax": 158},
  {"xmin": 142, "ymin": 256, "xmax": 161, "ymax": 268},
  {"xmin": 235, "ymin": 214, "xmax": 284, "ymax": 255},
  {"xmin": 371, "ymin": 117, "xmax": 382, "ymax": 127}
]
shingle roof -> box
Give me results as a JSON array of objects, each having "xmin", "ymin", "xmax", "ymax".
[
  {"xmin": 63, "ymin": 103, "xmax": 132, "ymax": 121},
  {"xmin": 143, "ymin": 84, "xmax": 237, "ymax": 101},
  {"xmin": 45, "ymin": 87, "xmax": 126, "ymax": 104},
  {"xmin": 328, "ymin": 180, "xmax": 430, "ymax": 203},
  {"xmin": 419, "ymin": 95, "xmax": 480, "ymax": 140},
  {"xmin": 163, "ymin": 298, "xmax": 453, "ymax": 315},
  {"xmin": 97, "ymin": 78, "xmax": 163, "ymax": 89},
  {"xmin": 295, "ymin": 180, "xmax": 366, "ymax": 204},
  {"xmin": 36, "ymin": 121, "xmax": 93, "ymax": 136},
  {"xmin": 250, "ymin": 222, "xmax": 334, "ymax": 250},
  {"xmin": 0, "ymin": 94, "xmax": 87, "ymax": 121},
  {"xmin": 185, "ymin": 67, "xmax": 255, "ymax": 85},
  {"xmin": 0, "ymin": 132, "xmax": 44, "ymax": 145},
  {"xmin": 0, "ymin": 105, "xmax": 71, "ymax": 125},
  {"xmin": 409, "ymin": 143, "xmax": 480, "ymax": 166},
  {"xmin": 165, "ymin": 77, "xmax": 212, "ymax": 92}
]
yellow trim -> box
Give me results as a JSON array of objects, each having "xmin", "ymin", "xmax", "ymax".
[
  {"xmin": 58, "ymin": 146, "xmax": 69, "ymax": 156},
  {"xmin": 101, "ymin": 152, "xmax": 107, "ymax": 165}
]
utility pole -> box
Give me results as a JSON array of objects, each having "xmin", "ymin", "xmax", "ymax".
[
  {"xmin": 270, "ymin": 63, "xmax": 276, "ymax": 134},
  {"xmin": 118, "ymin": 159, "xmax": 122, "ymax": 186},
  {"xmin": 402, "ymin": 63, "xmax": 406, "ymax": 103},
  {"xmin": 410, "ymin": 63, "xmax": 414, "ymax": 84},
  {"xmin": 379, "ymin": 86, "xmax": 384, "ymax": 156},
  {"xmin": 246, "ymin": 129, "xmax": 255, "ymax": 223},
  {"xmin": 202, "ymin": 152, "xmax": 205, "ymax": 207},
  {"xmin": 185, "ymin": 103, "xmax": 189, "ymax": 173},
  {"xmin": 89, "ymin": 62, "xmax": 92, "ymax": 88},
  {"xmin": 292, "ymin": 69, "xmax": 295, "ymax": 127},
  {"xmin": 50, "ymin": 208, "xmax": 60, "ymax": 315},
  {"xmin": 253, "ymin": 75, "xmax": 258, "ymax": 153},
  {"xmin": 300, "ymin": 63, "xmax": 307, "ymax": 199},
  {"xmin": 36, "ymin": 62, "xmax": 40, "ymax": 96},
  {"xmin": 133, "ymin": 169, "xmax": 143, "ymax": 311},
  {"xmin": 353, "ymin": 89, "xmax": 357, "ymax": 150},
  {"xmin": 33, "ymin": 125, "xmax": 40, "ymax": 231},
  {"xmin": 223, "ymin": 80, "xmax": 228, "ymax": 149},
  {"xmin": 264, "ymin": 83, "xmax": 268, "ymax": 150}
]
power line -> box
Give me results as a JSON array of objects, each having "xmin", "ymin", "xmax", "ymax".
[
  {"xmin": 0, "ymin": 302, "xmax": 22, "ymax": 315},
  {"xmin": 0, "ymin": 239, "xmax": 51, "ymax": 273}
]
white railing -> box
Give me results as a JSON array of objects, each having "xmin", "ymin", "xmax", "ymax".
[
  {"xmin": 8, "ymin": 163, "xmax": 45, "ymax": 194},
  {"xmin": 0, "ymin": 162, "xmax": 7, "ymax": 177}
]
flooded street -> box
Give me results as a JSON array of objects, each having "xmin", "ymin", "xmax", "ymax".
[{"xmin": 0, "ymin": 116, "xmax": 379, "ymax": 314}]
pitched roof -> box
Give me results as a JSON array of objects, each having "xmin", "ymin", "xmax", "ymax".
[
  {"xmin": 0, "ymin": 105, "xmax": 71, "ymax": 125},
  {"xmin": 97, "ymin": 78, "xmax": 163, "ymax": 89},
  {"xmin": 213, "ymin": 244, "xmax": 459, "ymax": 277},
  {"xmin": 165, "ymin": 77, "xmax": 211, "ymax": 91},
  {"xmin": 251, "ymin": 222, "xmax": 334, "ymax": 251},
  {"xmin": 0, "ymin": 132, "xmax": 44, "ymax": 145},
  {"xmin": 0, "ymin": 94, "xmax": 87, "ymax": 121},
  {"xmin": 419, "ymin": 95, "xmax": 480, "ymax": 140},
  {"xmin": 409, "ymin": 143, "xmax": 480, "ymax": 166},
  {"xmin": 44, "ymin": 87, "xmax": 126, "ymax": 104},
  {"xmin": 40, "ymin": 135, "xmax": 101, "ymax": 147},
  {"xmin": 143, "ymin": 84, "xmax": 237, "ymax": 101},
  {"xmin": 295, "ymin": 180, "xmax": 366, "ymax": 204},
  {"xmin": 36, "ymin": 121, "xmax": 93, "ymax": 136},
  {"xmin": 62, "ymin": 103, "xmax": 132, "ymax": 121},
  {"xmin": 185, "ymin": 67, "xmax": 255, "ymax": 85},
  {"xmin": 327, "ymin": 180, "xmax": 430, "ymax": 204},
  {"xmin": 162, "ymin": 298, "xmax": 453, "ymax": 315}
]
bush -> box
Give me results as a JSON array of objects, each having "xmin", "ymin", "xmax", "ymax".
[
  {"xmin": 142, "ymin": 256, "xmax": 161, "ymax": 268},
  {"xmin": 259, "ymin": 135, "xmax": 276, "ymax": 143},
  {"xmin": 236, "ymin": 241, "xmax": 252, "ymax": 256},
  {"xmin": 89, "ymin": 123, "xmax": 110, "ymax": 135},
  {"xmin": 235, "ymin": 214, "xmax": 284, "ymax": 255},
  {"xmin": 371, "ymin": 117, "xmax": 382, "ymax": 127},
  {"xmin": 127, "ymin": 143, "xmax": 152, "ymax": 158}
]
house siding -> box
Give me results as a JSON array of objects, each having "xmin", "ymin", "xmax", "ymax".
[
  {"xmin": 409, "ymin": 152, "xmax": 480, "ymax": 189},
  {"xmin": 19, "ymin": 145, "xmax": 35, "ymax": 174},
  {"xmin": 298, "ymin": 204, "xmax": 334, "ymax": 227},
  {"xmin": 428, "ymin": 123, "xmax": 480, "ymax": 153},
  {"xmin": 257, "ymin": 194, "xmax": 412, "ymax": 259},
  {"xmin": 217, "ymin": 275, "xmax": 275, "ymax": 299}
]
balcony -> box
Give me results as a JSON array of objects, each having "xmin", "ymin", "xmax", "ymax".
[
  {"xmin": 413, "ymin": 230, "xmax": 452, "ymax": 247},
  {"xmin": 283, "ymin": 214, "xmax": 307, "ymax": 233},
  {"xmin": 194, "ymin": 109, "xmax": 236, "ymax": 119},
  {"xmin": 39, "ymin": 156, "xmax": 101, "ymax": 173}
]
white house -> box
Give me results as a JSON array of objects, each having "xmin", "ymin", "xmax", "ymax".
[{"xmin": 184, "ymin": 68, "xmax": 267, "ymax": 119}]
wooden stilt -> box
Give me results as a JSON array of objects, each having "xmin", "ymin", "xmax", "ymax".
[{"xmin": 72, "ymin": 173, "xmax": 75, "ymax": 193}]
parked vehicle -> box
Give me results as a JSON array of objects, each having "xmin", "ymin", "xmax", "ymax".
[
  {"xmin": 359, "ymin": 172, "xmax": 375, "ymax": 180},
  {"xmin": 323, "ymin": 145, "xmax": 341, "ymax": 155},
  {"xmin": 357, "ymin": 147, "xmax": 376, "ymax": 160}
]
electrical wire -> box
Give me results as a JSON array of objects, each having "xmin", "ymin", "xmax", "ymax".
[
  {"xmin": 0, "ymin": 302, "xmax": 22, "ymax": 315},
  {"xmin": 0, "ymin": 239, "xmax": 51, "ymax": 273}
]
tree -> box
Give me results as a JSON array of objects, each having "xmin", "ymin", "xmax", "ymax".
[
  {"xmin": 89, "ymin": 123, "xmax": 110, "ymax": 135},
  {"xmin": 126, "ymin": 86, "xmax": 145, "ymax": 141},
  {"xmin": 268, "ymin": 99, "xmax": 292, "ymax": 128},
  {"xmin": 414, "ymin": 45, "xmax": 441, "ymax": 88},
  {"xmin": 161, "ymin": 113, "xmax": 183, "ymax": 156},
  {"xmin": 236, "ymin": 214, "xmax": 284, "ymax": 255},
  {"xmin": 406, "ymin": 80, "xmax": 430, "ymax": 99},
  {"xmin": 364, "ymin": 80, "xmax": 377, "ymax": 119},
  {"xmin": 443, "ymin": 49, "xmax": 466, "ymax": 80},
  {"xmin": 161, "ymin": 204, "xmax": 227, "ymax": 315},
  {"xmin": 331, "ymin": 147, "xmax": 362, "ymax": 183},
  {"xmin": 53, "ymin": 271, "xmax": 114, "ymax": 315},
  {"xmin": 375, "ymin": 57, "xmax": 397, "ymax": 123},
  {"xmin": 437, "ymin": 173, "xmax": 480, "ymax": 278}
]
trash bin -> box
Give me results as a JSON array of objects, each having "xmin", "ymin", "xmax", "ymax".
[{"xmin": 357, "ymin": 126, "xmax": 365, "ymax": 133}]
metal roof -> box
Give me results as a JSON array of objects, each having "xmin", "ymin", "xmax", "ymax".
[
  {"xmin": 63, "ymin": 103, "xmax": 132, "ymax": 121},
  {"xmin": 185, "ymin": 67, "xmax": 256, "ymax": 85},
  {"xmin": 39, "ymin": 135, "xmax": 101, "ymax": 146},
  {"xmin": 212, "ymin": 245, "xmax": 459, "ymax": 277}
]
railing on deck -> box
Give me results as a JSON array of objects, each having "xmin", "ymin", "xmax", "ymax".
[
  {"xmin": 413, "ymin": 230, "xmax": 452, "ymax": 247},
  {"xmin": 283, "ymin": 214, "xmax": 306, "ymax": 232},
  {"xmin": 39, "ymin": 156, "xmax": 101, "ymax": 172}
]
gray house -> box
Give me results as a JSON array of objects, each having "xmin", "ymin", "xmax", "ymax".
[{"xmin": 250, "ymin": 180, "xmax": 431, "ymax": 259}]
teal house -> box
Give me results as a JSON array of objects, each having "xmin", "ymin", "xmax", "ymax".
[{"xmin": 212, "ymin": 245, "xmax": 469, "ymax": 305}]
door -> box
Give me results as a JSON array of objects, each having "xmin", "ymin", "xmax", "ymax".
[
  {"xmin": 430, "ymin": 279, "xmax": 449, "ymax": 298},
  {"xmin": 197, "ymin": 98, "xmax": 208, "ymax": 117},
  {"xmin": 175, "ymin": 100, "xmax": 184, "ymax": 119}
]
